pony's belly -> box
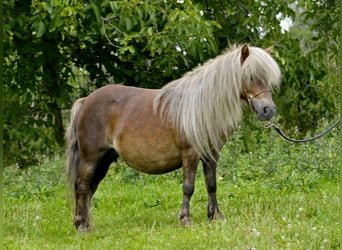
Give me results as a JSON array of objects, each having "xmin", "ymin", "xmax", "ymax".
[
  {"xmin": 124, "ymin": 156, "xmax": 182, "ymax": 174},
  {"xmin": 113, "ymin": 137, "xmax": 183, "ymax": 174},
  {"xmin": 119, "ymin": 150, "xmax": 182, "ymax": 174}
]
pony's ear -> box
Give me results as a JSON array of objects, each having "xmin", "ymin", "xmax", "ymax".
[
  {"xmin": 241, "ymin": 44, "xmax": 249, "ymax": 64},
  {"xmin": 264, "ymin": 46, "xmax": 273, "ymax": 53}
]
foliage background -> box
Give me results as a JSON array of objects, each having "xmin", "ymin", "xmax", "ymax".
[{"xmin": 3, "ymin": 0, "xmax": 339, "ymax": 167}]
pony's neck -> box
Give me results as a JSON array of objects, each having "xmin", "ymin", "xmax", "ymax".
[{"xmin": 154, "ymin": 48, "xmax": 244, "ymax": 158}]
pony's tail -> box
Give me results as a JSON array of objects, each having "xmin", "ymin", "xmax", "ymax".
[{"xmin": 65, "ymin": 98, "xmax": 85, "ymax": 208}]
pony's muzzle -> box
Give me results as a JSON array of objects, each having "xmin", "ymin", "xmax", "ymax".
[
  {"xmin": 261, "ymin": 105, "xmax": 276, "ymax": 120},
  {"xmin": 252, "ymin": 99, "xmax": 276, "ymax": 121}
]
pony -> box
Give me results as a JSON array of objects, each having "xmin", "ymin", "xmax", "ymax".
[{"xmin": 65, "ymin": 44, "xmax": 281, "ymax": 231}]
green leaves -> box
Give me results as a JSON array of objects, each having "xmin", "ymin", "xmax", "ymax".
[
  {"xmin": 4, "ymin": 0, "xmax": 88, "ymax": 166},
  {"xmin": 271, "ymin": 1, "xmax": 339, "ymax": 134},
  {"xmin": 94, "ymin": 0, "xmax": 220, "ymax": 87},
  {"xmin": 37, "ymin": 21, "xmax": 46, "ymax": 37}
]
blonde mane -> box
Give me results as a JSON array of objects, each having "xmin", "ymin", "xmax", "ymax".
[{"xmin": 153, "ymin": 45, "xmax": 281, "ymax": 158}]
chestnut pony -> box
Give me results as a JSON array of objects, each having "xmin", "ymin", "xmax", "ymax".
[{"xmin": 65, "ymin": 44, "xmax": 281, "ymax": 231}]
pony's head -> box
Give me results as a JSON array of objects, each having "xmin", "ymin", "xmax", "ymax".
[{"xmin": 239, "ymin": 44, "xmax": 281, "ymax": 121}]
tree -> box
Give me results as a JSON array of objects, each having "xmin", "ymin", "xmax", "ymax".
[
  {"xmin": 4, "ymin": 0, "xmax": 89, "ymax": 166},
  {"xmin": 3, "ymin": 0, "xmax": 220, "ymax": 166},
  {"xmin": 274, "ymin": 0, "xmax": 339, "ymax": 132}
]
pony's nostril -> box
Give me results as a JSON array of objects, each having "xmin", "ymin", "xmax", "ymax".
[
  {"xmin": 263, "ymin": 107, "xmax": 270, "ymax": 115},
  {"xmin": 263, "ymin": 106, "xmax": 276, "ymax": 119}
]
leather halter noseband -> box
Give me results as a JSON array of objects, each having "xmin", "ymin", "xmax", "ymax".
[{"xmin": 243, "ymin": 87, "xmax": 271, "ymax": 107}]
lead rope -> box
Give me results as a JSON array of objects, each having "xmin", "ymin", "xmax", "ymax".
[{"xmin": 261, "ymin": 120, "xmax": 340, "ymax": 143}]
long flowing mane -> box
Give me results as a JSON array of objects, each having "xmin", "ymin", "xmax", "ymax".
[{"xmin": 153, "ymin": 44, "xmax": 281, "ymax": 158}]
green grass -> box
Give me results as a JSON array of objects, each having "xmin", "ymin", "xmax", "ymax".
[{"xmin": 3, "ymin": 126, "xmax": 339, "ymax": 249}]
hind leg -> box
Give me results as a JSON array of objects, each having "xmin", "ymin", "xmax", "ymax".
[
  {"xmin": 74, "ymin": 149, "xmax": 119, "ymax": 231},
  {"xmin": 90, "ymin": 149, "xmax": 119, "ymax": 195},
  {"xmin": 74, "ymin": 160, "xmax": 95, "ymax": 231}
]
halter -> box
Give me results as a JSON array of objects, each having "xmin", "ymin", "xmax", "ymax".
[{"xmin": 243, "ymin": 86, "xmax": 271, "ymax": 107}]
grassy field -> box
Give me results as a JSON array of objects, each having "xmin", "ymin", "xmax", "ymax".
[{"xmin": 3, "ymin": 125, "xmax": 339, "ymax": 249}]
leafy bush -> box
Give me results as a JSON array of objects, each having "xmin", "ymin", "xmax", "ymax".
[
  {"xmin": 219, "ymin": 114, "xmax": 339, "ymax": 191},
  {"xmin": 4, "ymin": 159, "xmax": 65, "ymax": 201}
]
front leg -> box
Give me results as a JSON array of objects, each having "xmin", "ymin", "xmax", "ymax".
[
  {"xmin": 202, "ymin": 156, "xmax": 225, "ymax": 221},
  {"xmin": 179, "ymin": 148, "xmax": 200, "ymax": 226}
]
